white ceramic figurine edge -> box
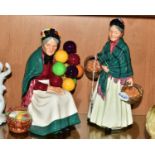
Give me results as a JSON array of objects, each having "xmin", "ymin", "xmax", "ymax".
[{"xmin": 0, "ymin": 62, "xmax": 11, "ymax": 125}]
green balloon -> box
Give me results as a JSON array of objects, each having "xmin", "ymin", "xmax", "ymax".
[
  {"xmin": 52, "ymin": 62, "xmax": 66, "ymax": 76},
  {"xmin": 73, "ymin": 78, "xmax": 77, "ymax": 84}
]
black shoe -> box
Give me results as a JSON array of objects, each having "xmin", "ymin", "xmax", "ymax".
[
  {"xmin": 69, "ymin": 126, "xmax": 76, "ymax": 130},
  {"xmin": 50, "ymin": 130, "xmax": 64, "ymax": 139},
  {"xmin": 62, "ymin": 127, "xmax": 70, "ymax": 134},
  {"xmin": 111, "ymin": 128, "xmax": 124, "ymax": 134},
  {"xmin": 104, "ymin": 127, "xmax": 112, "ymax": 135}
]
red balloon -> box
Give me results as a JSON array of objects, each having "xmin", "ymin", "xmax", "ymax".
[
  {"xmin": 50, "ymin": 75, "xmax": 63, "ymax": 87},
  {"xmin": 67, "ymin": 53, "xmax": 80, "ymax": 65}
]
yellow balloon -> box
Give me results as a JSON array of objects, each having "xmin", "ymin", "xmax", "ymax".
[
  {"xmin": 62, "ymin": 78, "xmax": 75, "ymax": 91},
  {"xmin": 54, "ymin": 50, "xmax": 68, "ymax": 63}
]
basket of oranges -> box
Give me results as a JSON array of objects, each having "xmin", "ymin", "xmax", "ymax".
[{"xmin": 6, "ymin": 106, "xmax": 32, "ymax": 133}]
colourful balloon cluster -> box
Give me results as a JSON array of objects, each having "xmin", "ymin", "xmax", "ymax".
[{"xmin": 51, "ymin": 41, "xmax": 84, "ymax": 92}]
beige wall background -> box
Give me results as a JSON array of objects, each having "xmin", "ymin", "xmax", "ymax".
[{"xmin": 0, "ymin": 16, "xmax": 154, "ymax": 115}]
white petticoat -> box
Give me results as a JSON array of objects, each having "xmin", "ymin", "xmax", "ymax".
[{"xmin": 88, "ymin": 77, "xmax": 133, "ymax": 129}]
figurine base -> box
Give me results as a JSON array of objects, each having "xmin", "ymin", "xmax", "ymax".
[{"xmin": 0, "ymin": 114, "xmax": 6, "ymax": 125}]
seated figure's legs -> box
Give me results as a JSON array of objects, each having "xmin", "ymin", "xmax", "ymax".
[{"xmin": 28, "ymin": 90, "xmax": 80, "ymax": 136}]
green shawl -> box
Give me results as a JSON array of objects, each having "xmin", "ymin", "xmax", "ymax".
[
  {"xmin": 22, "ymin": 47, "xmax": 43, "ymax": 96},
  {"xmin": 97, "ymin": 38, "xmax": 133, "ymax": 97}
]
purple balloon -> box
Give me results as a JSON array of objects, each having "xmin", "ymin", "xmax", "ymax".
[
  {"xmin": 63, "ymin": 41, "xmax": 76, "ymax": 54},
  {"xmin": 65, "ymin": 65, "xmax": 78, "ymax": 78}
]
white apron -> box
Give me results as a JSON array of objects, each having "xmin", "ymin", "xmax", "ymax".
[{"xmin": 27, "ymin": 80, "xmax": 80, "ymax": 135}]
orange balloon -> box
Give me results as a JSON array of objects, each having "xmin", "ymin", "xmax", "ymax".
[
  {"xmin": 62, "ymin": 78, "xmax": 75, "ymax": 91},
  {"xmin": 54, "ymin": 50, "xmax": 68, "ymax": 63},
  {"xmin": 76, "ymin": 64, "xmax": 84, "ymax": 78}
]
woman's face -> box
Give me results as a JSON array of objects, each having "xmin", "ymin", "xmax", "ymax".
[
  {"xmin": 43, "ymin": 38, "xmax": 58, "ymax": 56},
  {"xmin": 109, "ymin": 25, "xmax": 123, "ymax": 42}
]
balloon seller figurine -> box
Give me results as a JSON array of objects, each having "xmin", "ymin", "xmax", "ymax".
[
  {"xmin": 22, "ymin": 28, "xmax": 80, "ymax": 136},
  {"xmin": 0, "ymin": 62, "xmax": 11, "ymax": 125},
  {"xmin": 88, "ymin": 18, "xmax": 134, "ymax": 134}
]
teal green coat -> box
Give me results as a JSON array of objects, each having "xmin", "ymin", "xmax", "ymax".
[
  {"xmin": 97, "ymin": 38, "xmax": 133, "ymax": 96},
  {"xmin": 22, "ymin": 47, "xmax": 43, "ymax": 96}
]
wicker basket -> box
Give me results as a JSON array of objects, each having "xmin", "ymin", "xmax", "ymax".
[
  {"xmin": 84, "ymin": 55, "xmax": 101, "ymax": 81},
  {"xmin": 121, "ymin": 83, "xmax": 143, "ymax": 105},
  {"xmin": 6, "ymin": 106, "xmax": 32, "ymax": 134}
]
